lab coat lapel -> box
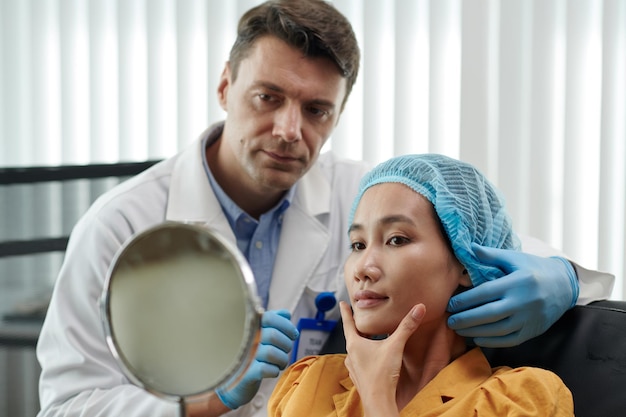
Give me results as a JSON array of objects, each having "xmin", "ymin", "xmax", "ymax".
[
  {"xmin": 165, "ymin": 133, "xmax": 235, "ymax": 243},
  {"xmin": 268, "ymin": 163, "xmax": 331, "ymax": 312},
  {"xmin": 166, "ymin": 131, "xmax": 333, "ymax": 313}
]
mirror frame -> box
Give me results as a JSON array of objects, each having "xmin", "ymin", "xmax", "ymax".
[{"xmin": 100, "ymin": 221, "xmax": 263, "ymax": 403}]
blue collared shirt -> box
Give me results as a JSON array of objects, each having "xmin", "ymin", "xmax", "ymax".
[{"xmin": 201, "ymin": 135, "xmax": 293, "ymax": 308}]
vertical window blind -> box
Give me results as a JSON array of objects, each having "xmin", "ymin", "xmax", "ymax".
[{"xmin": 1, "ymin": 0, "xmax": 624, "ymax": 300}]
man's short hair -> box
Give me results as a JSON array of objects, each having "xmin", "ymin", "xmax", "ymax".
[{"xmin": 229, "ymin": 0, "xmax": 360, "ymax": 110}]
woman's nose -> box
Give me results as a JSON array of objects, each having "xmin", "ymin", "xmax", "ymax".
[
  {"xmin": 352, "ymin": 249, "xmax": 382, "ymax": 282},
  {"xmin": 272, "ymin": 103, "xmax": 302, "ymax": 142}
]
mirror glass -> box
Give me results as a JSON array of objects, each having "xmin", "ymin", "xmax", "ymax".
[{"xmin": 101, "ymin": 222, "xmax": 263, "ymax": 401}]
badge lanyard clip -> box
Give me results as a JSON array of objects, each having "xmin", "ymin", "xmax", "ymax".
[{"xmin": 290, "ymin": 292, "xmax": 338, "ymax": 363}]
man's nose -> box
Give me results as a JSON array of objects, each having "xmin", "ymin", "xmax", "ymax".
[{"xmin": 272, "ymin": 103, "xmax": 302, "ymax": 142}]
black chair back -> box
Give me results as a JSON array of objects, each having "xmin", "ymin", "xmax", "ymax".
[{"xmin": 320, "ymin": 300, "xmax": 626, "ymax": 417}]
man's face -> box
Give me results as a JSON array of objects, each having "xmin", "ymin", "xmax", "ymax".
[{"xmin": 217, "ymin": 36, "xmax": 347, "ymax": 194}]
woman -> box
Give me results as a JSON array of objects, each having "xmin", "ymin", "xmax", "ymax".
[{"xmin": 269, "ymin": 154, "xmax": 573, "ymax": 416}]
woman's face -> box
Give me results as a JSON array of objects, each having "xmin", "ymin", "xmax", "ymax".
[{"xmin": 344, "ymin": 183, "xmax": 471, "ymax": 336}]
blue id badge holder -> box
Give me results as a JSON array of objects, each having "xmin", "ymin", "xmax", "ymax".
[{"xmin": 290, "ymin": 292, "xmax": 338, "ymax": 364}]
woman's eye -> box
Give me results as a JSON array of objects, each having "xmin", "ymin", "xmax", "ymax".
[
  {"xmin": 350, "ymin": 241, "xmax": 365, "ymax": 252},
  {"xmin": 388, "ymin": 236, "xmax": 409, "ymax": 246}
]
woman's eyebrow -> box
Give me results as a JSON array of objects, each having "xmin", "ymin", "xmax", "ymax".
[
  {"xmin": 348, "ymin": 223, "xmax": 362, "ymax": 234},
  {"xmin": 379, "ymin": 214, "xmax": 415, "ymax": 226},
  {"xmin": 348, "ymin": 214, "xmax": 415, "ymax": 234}
]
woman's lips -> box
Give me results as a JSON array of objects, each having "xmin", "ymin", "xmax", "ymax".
[{"xmin": 353, "ymin": 290, "xmax": 389, "ymax": 309}]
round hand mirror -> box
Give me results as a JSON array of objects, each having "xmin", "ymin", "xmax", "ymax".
[{"xmin": 100, "ymin": 221, "xmax": 263, "ymax": 407}]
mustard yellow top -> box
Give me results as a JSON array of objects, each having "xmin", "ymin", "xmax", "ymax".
[{"xmin": 269, "ymin": 347, "xmax": 573, "ymax": 417}]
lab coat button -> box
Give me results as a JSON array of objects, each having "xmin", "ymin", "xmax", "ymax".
[{"xmin": 252, "ymin": 394, "xmax": 264, "ymax": 408}]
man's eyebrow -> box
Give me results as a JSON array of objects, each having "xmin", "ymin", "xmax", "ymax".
[
  {"xmin": 253, "ymin": 81, "xmax": 337, "ymax": 109},
  {"xmin": 253, "ymin": 80, "xmax": 283, "ymax": 92},
  {"xmin": 309, "ymin": 98, "xmax": 336, "ymax": 109}
]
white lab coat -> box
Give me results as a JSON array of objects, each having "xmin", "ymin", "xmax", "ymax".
[
  {"xmin": 36, "ymin": 128, "xmax": 370, "ymax": 417},
  {"xmin": 36, "ymin": 126, "xmax": 615, "ymax": 417}
]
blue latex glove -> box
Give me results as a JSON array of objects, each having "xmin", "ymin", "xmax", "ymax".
[
  {"xmin": 447, "ymin": 243, "xmax": 579, "ymax": 348},
  {"xmin": 216, "ymin": 309, "xmax": 299, "ymax": 409}
]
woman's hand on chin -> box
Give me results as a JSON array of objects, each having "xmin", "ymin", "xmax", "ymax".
[{"xmin": 340, "ymin": 301, "xmax": 426, "ymax": 417}]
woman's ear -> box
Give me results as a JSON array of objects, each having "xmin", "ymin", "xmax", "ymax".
[
  {"xmin": 451, "ymin": 264, "xmax": 472, "ymax": 297},
  {"xmin": 459, "ymin": 268, "xmax": 472, "ymax": 288}
]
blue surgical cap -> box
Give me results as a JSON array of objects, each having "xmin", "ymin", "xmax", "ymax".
[{"xmin": 349, "ymin": 154, "xmax": 520, "ymax": 286}]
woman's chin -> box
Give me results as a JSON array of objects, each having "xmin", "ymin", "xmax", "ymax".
[{"xmin": 355, "ymin": 322, "xmax": 395, "ymax": 339}]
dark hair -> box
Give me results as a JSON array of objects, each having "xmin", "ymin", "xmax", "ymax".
[{"xmin": 229, "ymin": 0, "xmax": 360, "ymax": 110}]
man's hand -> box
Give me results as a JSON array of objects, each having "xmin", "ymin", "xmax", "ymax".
[
  {"xmin": 215, "ymin": 309, "xmax": 298, "ymax": 409},
  {"xmin": 447, "ymin": 243, "xmax": 579, "ymax": 348}
]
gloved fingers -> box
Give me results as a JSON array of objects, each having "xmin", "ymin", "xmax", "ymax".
[
  {"xmin": 262, "ymin": 310, "xmax": 299, "ymax": 340},
  {"xmin": 447, "ymin": 298, "xmax": 513, "ymax": 330},
  {"xmin": 263, "ymin": 309, "xmax": 292, "ymax": 325},
  {"xmin": 254, "ymin": 343, "xmax": 291, "ymax": 370},
  {"xmin": 472, "ymin": 331, "xmax": 525, "ymax": 348},
  {"xmin": 452, "ymin": 315, "xmax": 524, "ymax": 338},
  {"xmin": 260, "ymin": 326, "xmax": 297, "ymax": 353},
  {"xmin": 447, "ymin": 274, "xmax": 520, "ymax": 313},
  {"xmin": 471, "ymin": 313, "xmax": 548, "ymax": 347},
  {"xmin": 214, "ymin": 318, "xmax": 295, "ymax": 412},
  {"xmin": 252, "ymin": 360, "xmax": 283, "ymax": 379},
  {"xmin": 242, "ymin": 357, "xmax": 285, "ymax": 381},
  {"xmin": 471, "ymin": 243, "xmax": 530, "ymax": 272}
]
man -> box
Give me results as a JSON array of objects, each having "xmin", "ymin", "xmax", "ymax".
[{"xmin": 36, "ymin": 1, "xmax": 614, "ymax": 417}]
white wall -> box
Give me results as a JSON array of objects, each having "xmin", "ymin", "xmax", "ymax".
[{"xmin": 1, "ymin": 0, "xmax": 624, "ymax": 293}]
